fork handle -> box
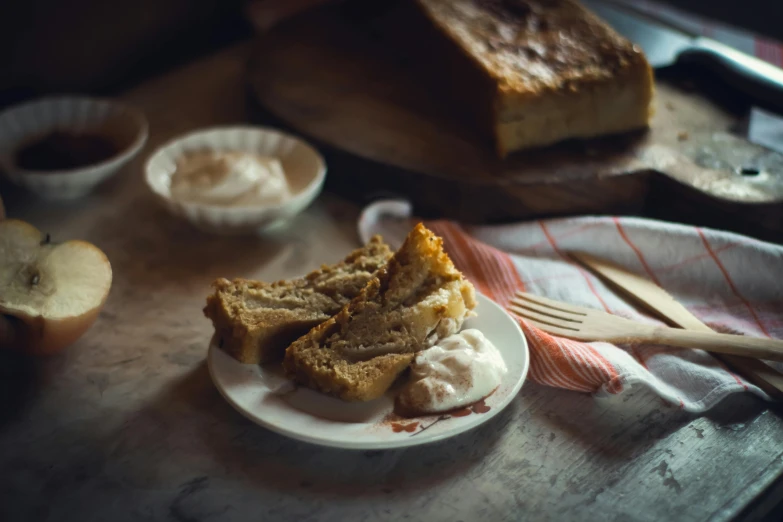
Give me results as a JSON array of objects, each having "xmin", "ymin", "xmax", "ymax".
[{"xmin": 650, "ymin": 328, "xmax": 783, "ymax": 361}]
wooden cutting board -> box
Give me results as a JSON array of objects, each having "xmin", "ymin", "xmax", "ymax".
[{"xmin": 247, "ymin": 3, "xmax": 783, "ymax": 229}]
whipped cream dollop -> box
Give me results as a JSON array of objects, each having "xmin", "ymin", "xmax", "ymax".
[
  {"xmin": 170, "ymin": 151, "xmax": 290, "ymax": 206},
  {"xmin": 396, "ymin": 329, "xmax": 507, "ymax": 415}
]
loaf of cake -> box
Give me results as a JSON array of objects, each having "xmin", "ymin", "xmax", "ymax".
[
  {"xmin": 204, "ymin": 236, "xmax": 393, "ymax": 364},
  {"xmin": 413, "ymin": 0, "xmax": 654, "ymax": 156},
  {"xmin": 283, "ymin": 223, "xmax": 477, "ymax": 402}
]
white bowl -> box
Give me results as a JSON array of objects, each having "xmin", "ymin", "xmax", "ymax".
[
  {"xmin": 0, "ymin": 96, "xmax": 148, "ymax": 199},
  {"xmin": 144, "ymin": 126, "xmax": 326, "ymax": 235}
]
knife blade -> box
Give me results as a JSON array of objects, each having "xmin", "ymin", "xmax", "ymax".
[
  {"xmin": 570, "ymin": 251, "xmax": 783, "ymax": 400},
  {"xmin": 582, "ymin": 0, "xmax": 783, "ymax": 110}
]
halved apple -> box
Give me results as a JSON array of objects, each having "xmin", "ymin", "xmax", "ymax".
[{"xmin": 0, "ymin": 219, "xmax": 112, "ymax": 354}]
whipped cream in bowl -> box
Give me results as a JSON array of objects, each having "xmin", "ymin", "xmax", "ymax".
[
  {"xmin": 169, "ymin": 151, "xmax": 291, "ymax": 207},
  {"xmin": 145, "ymin": 126, "xmax": 325, "ymax": 234},
  {"xmin": 396, "ymin": 328, "xmax": 508, "ymax": 416}
]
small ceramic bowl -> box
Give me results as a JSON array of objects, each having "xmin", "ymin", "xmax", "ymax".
[
  {"xmin": 0, "ymin": 96, "xmax": 148, "ymax": 199},
  {"xmin": 144, "ymin": 126, "xmax": 326, "ymax": 234}
]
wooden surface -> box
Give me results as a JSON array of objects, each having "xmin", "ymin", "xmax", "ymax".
[
  {"xmin": 2, "ymin": 43, "xmax": 783, "ymax": 522},
  {"xmin": 247, "ymin": 4, "xmax": 783, "ymax": 227}
]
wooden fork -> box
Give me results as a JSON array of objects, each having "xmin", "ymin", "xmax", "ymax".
[{"xmin": 509, "ymin": 291, "xmax": 783, "ymax": 361}]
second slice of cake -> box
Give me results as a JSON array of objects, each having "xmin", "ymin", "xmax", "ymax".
[{"xmin": 283, "ymin": 223, "xmax": 477, "ymax": 401}]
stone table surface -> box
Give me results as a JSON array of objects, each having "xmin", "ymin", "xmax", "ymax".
[{"xmin": 2, "ymin": 43, "xmax": 783, "ymax": 522}]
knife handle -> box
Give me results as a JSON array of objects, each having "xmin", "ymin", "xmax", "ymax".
[{"xmin": 681, "ymin": 37, "xmax": 783, "ymax": 110}]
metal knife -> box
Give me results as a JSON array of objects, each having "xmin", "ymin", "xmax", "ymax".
[
  {"xmin": 582, "ymin": 0, "xmax": 783, "ymax": 110},
  {"xmin": 570, "ymin": 251, "xmax": 783, "ymax": 400}
]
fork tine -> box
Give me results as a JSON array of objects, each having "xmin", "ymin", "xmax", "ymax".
[
  {"xmin": 508, "ymin": 304, "xmax": 581, "ymax": 332},
  {"xmin": 507, "ymin": 310, "xmax": 589, "ymax": 339},
  {"xmin": 514, "ymin": 291, "xmax": 590, "ymax": 316},
  {"xmin": 509, "ymin": 297, "xmax": 582, "ymax": 323}
]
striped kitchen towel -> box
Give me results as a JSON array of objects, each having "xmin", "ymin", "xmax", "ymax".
[{"xmin": 358, "ymin": 200, "xmax": 783, "ymax": 412}]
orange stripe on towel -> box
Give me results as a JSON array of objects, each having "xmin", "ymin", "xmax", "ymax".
[{"xmin": 427, "ymin": 220, "xmax": 624, "ymax": 395}]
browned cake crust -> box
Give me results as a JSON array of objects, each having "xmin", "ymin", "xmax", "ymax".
[
  {"xmin": 413, "ymin": 0, "xmax": 654, "ymax": 156},
  {"xmin": 204, "ymin": 236, "xmax": 392, "ymax": 364},
  {"xmin": 283, "ymin": 223, "xmax": 477, "ymax": 402}
]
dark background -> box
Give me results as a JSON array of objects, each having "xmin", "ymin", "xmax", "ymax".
[{"xmin": 1, "ymin": 0, "xmax": 781, "ymax": 107}]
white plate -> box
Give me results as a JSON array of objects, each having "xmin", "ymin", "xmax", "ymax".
[{"xmin": 207, "ymin": 293, "xmax": 529, "ymax": 450}]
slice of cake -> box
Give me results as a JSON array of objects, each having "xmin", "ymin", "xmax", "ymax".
[
  {"xmin": 204, "ymin": 236, "xmax": 392, "ymax": 364},
  {"xmin": 413, "ymin": 0, "xmax": 654, "ymax": 156},
  {"xmin": 283, "ymin": 223, "xmax": 477, "ymax": 402}
]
